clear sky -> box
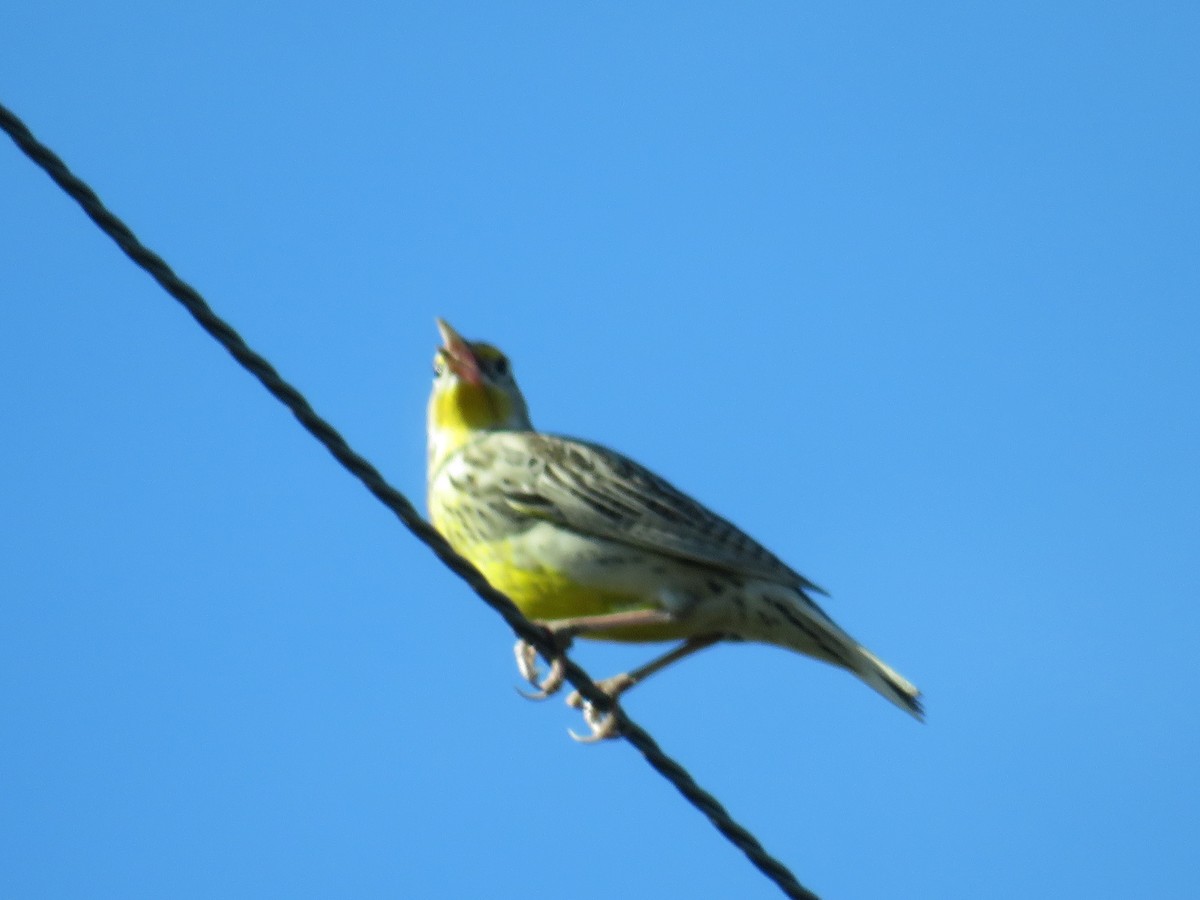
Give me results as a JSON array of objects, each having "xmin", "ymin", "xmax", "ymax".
[{"xmin": 3, "ymin": 4, "xmax": 1198, "ymax": 898}]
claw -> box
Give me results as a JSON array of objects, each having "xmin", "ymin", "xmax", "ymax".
[
  {"xmin": 564, "ymin": 673, "xmax": 635, "ymax": 742},
  {"xmin": 515, "ymin": 639, "xmax": 539, "ymax": 684},
  {"xmin": 515, "ymin": 656, "xmax": 566, "ymax": 700},
  {"xmin": 568, "ymin": 714, "xmax": 621, "ymax": 743},
  {"xmin": 513, "ymin": 634, "xmax": 570, "ymax": 700},
  {"xmin": 568, "ymin": 700, "xmax": 622, "ymax": 742}
]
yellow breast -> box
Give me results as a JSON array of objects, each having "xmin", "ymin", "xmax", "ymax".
[{"xmin": 430, "ymin": 503, "xmax": 683, "ymax": 643}]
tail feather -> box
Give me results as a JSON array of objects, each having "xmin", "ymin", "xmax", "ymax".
[
  {"xmin": 748, "ymin": 585, "xmax": 924, "ymax": 720},
  {"xmin": 856, "ymin": 646, "xmax": 924, "ymax": 721}
]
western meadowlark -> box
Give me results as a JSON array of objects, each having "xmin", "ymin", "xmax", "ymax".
[{"xmin": 427, "ymin": 318, "xmax": 922, "ymax": 739}]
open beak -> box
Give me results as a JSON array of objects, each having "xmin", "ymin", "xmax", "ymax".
[{"xmin": 436, "ymin": 318, "xmax": 483, "ymax": 385}]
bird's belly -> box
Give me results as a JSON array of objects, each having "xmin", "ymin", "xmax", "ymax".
[{"xmin": 452, "ymin": 523, "xmax": 693, "ymax": 643}]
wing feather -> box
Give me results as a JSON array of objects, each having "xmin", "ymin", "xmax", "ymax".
[{"xmin": 462, "ymin": 432, "xmax": 827, "ymax": 594}]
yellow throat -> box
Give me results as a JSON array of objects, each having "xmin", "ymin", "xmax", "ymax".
[{"xmin": 426, "ymin": 318, "xmax": 532, "ymax": 476}]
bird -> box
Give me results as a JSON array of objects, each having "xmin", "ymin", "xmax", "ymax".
[{"xmin": 426, "ymin": 318, "xmax": 922, "ymax": 740}]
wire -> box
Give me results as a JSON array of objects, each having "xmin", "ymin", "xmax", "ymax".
[{"xmin": 1, "ymin": 100, "xmax": 820, "ymax": 900}]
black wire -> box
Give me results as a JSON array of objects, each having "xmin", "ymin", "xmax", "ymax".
[{"xmin": 1, "ymin": 100, "xmax": 820, "ymax": 900}]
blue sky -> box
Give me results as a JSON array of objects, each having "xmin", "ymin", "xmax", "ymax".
[{"xmin": 3, "ymin": 4, "xmax": 1198, "ymax": 898}]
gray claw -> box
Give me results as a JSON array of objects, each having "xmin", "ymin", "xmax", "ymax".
[
  {"xmin": 516, "ymin": 656, "xmax": 566, "ymax": 700},
  {"xmin": 565, "ymin": 673, "xmax": 635, "ymax": 742},
  {"xmin": 568, "ymin": 702, "xmax": 622, "ymax": 742},
  {"xmin": 514, "ymin": 637, "xmax": 568, "ymax": 700},
  {"xmin": 514, "ymin": 639, "xmax": 539, "ymax": 684}
]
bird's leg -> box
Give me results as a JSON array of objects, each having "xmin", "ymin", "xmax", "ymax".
[
  {"xmin": 567, "ymin": 634, "xmax": 724, "ymax": 742},
  {"xmin": 514, "ymin": 609, "xmax": 677, "ymax": 700}
]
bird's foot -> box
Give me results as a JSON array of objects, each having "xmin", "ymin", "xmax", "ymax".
[
  {"xmin": 565, "ymin": 673, "xmax": 636, "ymax": 742},
  {"xmin": 514, "ymin": 631, "xmax": 573, "ymax": 700}
]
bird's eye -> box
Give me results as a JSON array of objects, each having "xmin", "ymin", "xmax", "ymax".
[
  {"xmin": 433, "ymin": 359, "xmax": 445, "ymax": 377},
  {"xmin": 493, "ymin": 357, "xmax": 509, "ymax": 377}
]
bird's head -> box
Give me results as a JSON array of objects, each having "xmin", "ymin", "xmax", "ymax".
[{"xmin": 427, "ymin": 318, "xmax": 532, "ymax": 474}]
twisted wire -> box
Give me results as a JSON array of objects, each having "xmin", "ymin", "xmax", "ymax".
[{"xmin": 1, "ymin": 101, "xmax": 819, "ymax": 900}]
